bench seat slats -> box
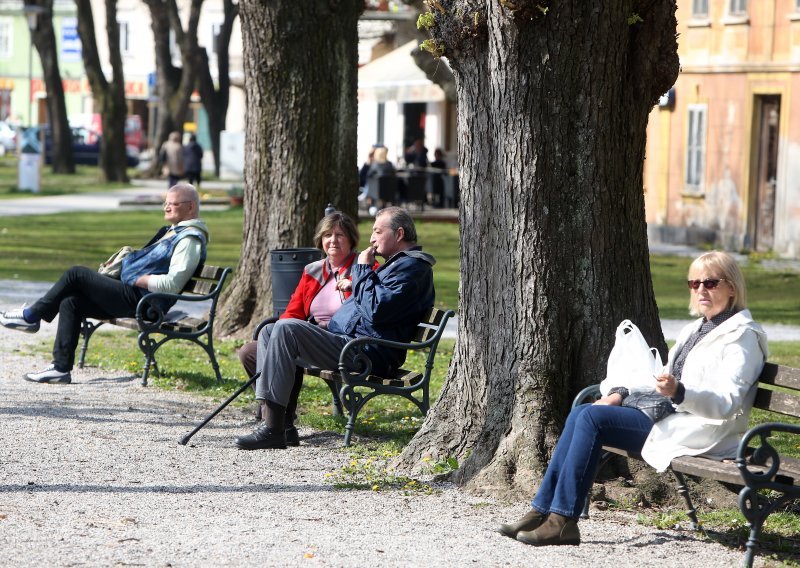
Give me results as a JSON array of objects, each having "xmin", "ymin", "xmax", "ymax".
[
  {"xmin": 602, "ymin": 447, "xmax": 800, "ymax": 487},
  {"xmin": 306, "ymin": 367, "xmax": 424, "ymax": 388}
]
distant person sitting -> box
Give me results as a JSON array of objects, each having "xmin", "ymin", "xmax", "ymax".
[
  {"xmin": 367, "ymin": 147, "xmax": 397, "ymax": 206},
  {"xmin": 0, "ymin": 184, "xmax": 209, "ymax": 384},
  {"xmin": 183, "ymin": 134, "xmax": 204, "ymax": 188},
  {"xmin": 404, "ymin": 138, "xmax": 429, "ymax": 168},
  {"xmin": 430, "ymin": 148, "xmax": 447, "ymax": 207}
]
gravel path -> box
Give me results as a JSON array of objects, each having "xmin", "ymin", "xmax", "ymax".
[{"xmin": 0, "ymin": 323, "xmax": 758, "ymax": 567}]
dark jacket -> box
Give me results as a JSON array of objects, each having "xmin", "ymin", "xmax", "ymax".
[{"xmin": 328, "ymin": 247, "xmax": 436, "ymax": 376}]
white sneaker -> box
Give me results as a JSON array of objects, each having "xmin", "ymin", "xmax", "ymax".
[
  {"xmin": 0, "ymin": 306, "xmax": 40, "ymax": 333},
  {"xmin": 24, "ymin": 365, "xmax": 71, "ymax": 384}
]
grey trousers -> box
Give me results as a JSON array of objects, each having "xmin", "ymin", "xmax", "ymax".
[{"xmin": 255, "ymin": 319, "xmax": 353, "ymax": 405}]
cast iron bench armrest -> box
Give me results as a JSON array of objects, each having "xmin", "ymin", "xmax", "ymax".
[
  {"xmin": 251, "ymin": 317, "xmax": 279, "ymax": 340},
  {"xmin": 336, "ymin": 327, "xmax": 448, "ymax": 385},
  {"xmin": 134, "ymin": 288, "xmax": 219, "ymax": 330},
  {"xmin": 736, "ymin": 422, "xmax": 800, "ymax": 487}
]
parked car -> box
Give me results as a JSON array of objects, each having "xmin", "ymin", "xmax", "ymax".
[
  {"xmin": 0, "ymin": 120, "xmax": 17, "ymax": 156},
  {"xmin": 21, "ymin": 125, "xmax": 140, "ymax": 167}
]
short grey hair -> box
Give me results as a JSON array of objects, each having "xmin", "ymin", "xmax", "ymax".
[
  {"xmin": 169, "ymin": 183, "xmax": 200, "ymax": 213},
  {"xmin": 377, "ymin": 206, "xmax": 417, "ymax": 243}
]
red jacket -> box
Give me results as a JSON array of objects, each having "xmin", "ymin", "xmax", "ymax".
[{"xmin": 281, "ymin": 252, "xmax": 378, "ymax": 320}]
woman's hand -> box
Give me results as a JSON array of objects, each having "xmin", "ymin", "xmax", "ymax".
[
  {"xmin": 337, "ymin": 278, "xmax": 352, "ymax": 292},
  {"xmin": 594, "ymin": 393, "xmax": 623, "ymax": 406},
  {"xmin": 654, "ymin": 373, "xmax": 678, "ymax": 398}
]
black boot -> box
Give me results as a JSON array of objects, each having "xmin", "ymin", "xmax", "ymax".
[{"xmin": 235, "ymin": 400, "xmax": 287, "ymax": 450}]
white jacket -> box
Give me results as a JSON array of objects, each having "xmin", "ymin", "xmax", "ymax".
[{"xmin": 640, "ymin": 310, "xmax": 768, "ymax": 472}]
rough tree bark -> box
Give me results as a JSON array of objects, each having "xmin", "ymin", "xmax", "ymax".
[
  {"xmin": 75, "ymin": 0, "xmax": 129, "ymax": 182},
  {"xmin": 193, "ymin": 0, "xmax": 237, "ymax": 178},
  {"xmin": 143, "ymin": 0, "xmax": 199, "ymax": 176},
  {"xmin": 26, "ymin": 0, "xmax": 74, "ymax": 173},
  {"xmin": 395, "ymin": 0, "xmax": 679, "ymax": 500},
  {"xmin": 215, "ymin": 0, "xmax": 361, "ymax": 337}
]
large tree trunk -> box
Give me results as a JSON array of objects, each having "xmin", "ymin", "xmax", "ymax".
[
  {"xmin": 26, "ymin": 0, "xmax": 74, "ymax": 173},
  {"xmin": 75, "ymin": 0, "xmax": 129, "ymax": 182},
  {"xmin": 396, "ymin": 1, "xmax": 679, "ymax": 500},
  {"xmin": 215, "ymin": 0, "xmax": 361, "ymax": 337}
]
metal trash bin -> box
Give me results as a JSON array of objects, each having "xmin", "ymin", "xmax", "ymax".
[
  {"xmin": 270, "ymin": 248, "xmax": 324, "ymax": 317},
  {"xmin": 17, "ymin": 133, "xmax": 41, "ymax": 193}
]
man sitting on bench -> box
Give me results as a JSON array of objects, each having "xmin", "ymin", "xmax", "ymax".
[
  {"xmin": 0, "ymin": 183, "xmax": 209, "ymax": 385},
  {"xmin": 234, "ymin": 206, "xmax": 436, "ymax": 450}
]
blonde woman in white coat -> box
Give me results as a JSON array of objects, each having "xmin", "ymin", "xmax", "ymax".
[{"xmin": 498, "ymin": 251, "xmax": 768, "ymax": 548}]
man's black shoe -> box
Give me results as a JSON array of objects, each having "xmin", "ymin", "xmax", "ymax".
[
  {"xmin": 285, "ymin": 425, "xmax": 300, "ymax": 447},
  {"xmin": 234, "ymin": 424, "xmax": 286, "ymax": 450}
]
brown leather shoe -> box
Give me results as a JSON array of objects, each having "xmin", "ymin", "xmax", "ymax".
[
  {"xmin": 516, "ymin": 513, "xmax": 580, "ymax": 546},
  {"xmin": 497, "ymin": 509, "xmax": 545, "ymax": 539}
]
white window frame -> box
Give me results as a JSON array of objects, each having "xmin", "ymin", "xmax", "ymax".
[
  {"xmin": 685, "ymin": 104, "xmax": 708, "ymax": 192},
  {"xmin": 729, "ymin": 0, "xmax": 747, "ymax": 17},
  {"xmin": 692, "ymin": 0, "xmax": 709, "ymax": 19},
  {"xmin": 0, "ymin": 18, "xmax": 12, "ymax": 59},
  {"xmin": 118, "ymin": 21, "xmax": 130, "ymax": 55},
  {"xmin": 211, "ymin": 22, "xmax": 223, "ymax": 56}
]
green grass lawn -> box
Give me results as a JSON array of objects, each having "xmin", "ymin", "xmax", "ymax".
[
  {"xmin": 2, "ymin": 207, "xmax": 800, "ymax": 323},
  {"xmin": 0, "ymin": 155, "xmax": 141, "ymax": 197}
]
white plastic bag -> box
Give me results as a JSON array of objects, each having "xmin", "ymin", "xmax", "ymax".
[{"xmin": 600, "ymin": 320, "xmax": 664, "ymax": 396}]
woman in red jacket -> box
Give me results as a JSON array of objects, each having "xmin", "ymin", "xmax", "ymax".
[{"xmin": 238, "ymin": 211, "xmax": 377, "ymax": 445}]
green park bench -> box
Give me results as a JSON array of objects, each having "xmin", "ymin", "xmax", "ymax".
[
  {"xmin": 77, "ymin": 264, "xmax": 232, "ymax": 386},
  {"xmin": 180, "ymin": 306, "xmax": 455, "ymax": 447}
]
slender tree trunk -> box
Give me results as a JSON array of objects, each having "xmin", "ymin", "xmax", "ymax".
[
  {"xmin": 144, "ymin": 0, "xmax": 199, "ymax": 176},
  {"xmin": 396, "ymin": 0, "xmax": 679, "ymax": 500},
  {"xmin": 215, "ymin": 0, "xmax": 361, "ymax": 336},
  {"xmin": 26, "ymin": 0, "xmax": 74, "ymax": 173},
  {"xmin": 195, "ymin": 0, "xmax": 237, "ymax": 177},
  {"xmin": 75, "ymin": 0, "xmax": 129, "ymax": 182}
]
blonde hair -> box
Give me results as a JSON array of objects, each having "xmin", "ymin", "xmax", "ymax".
[
  {"xmin": 687, "ymin": 250, "xmax": 747, "ymax": 316},
  {"xmin": 374, "ymin": 147, "xmax": 388, "ymax": 163}
]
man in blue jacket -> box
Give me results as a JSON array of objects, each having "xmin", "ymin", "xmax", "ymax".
[
  {"xmin": 235, "ymin": 206, "xmax": 436, "ymax": 450},
  {"xmin": 0, "ymin": 183, "xmax": 208, "ymax": 384}
]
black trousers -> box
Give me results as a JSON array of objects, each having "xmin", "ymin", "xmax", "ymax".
[{"xmin": 30, "ymin": 266, "xmax": 143, "ymax": 371}]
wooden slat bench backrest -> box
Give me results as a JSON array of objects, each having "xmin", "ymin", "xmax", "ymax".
[
  {"xmin": 412, "ymin": 306, "xmax": 450, "ymax": 343},
  {"xmin": 753, "ymin": 363, "xmax": 800, "ymax": 418},
  {"xmin": 181, "ymin": 265, "xmax": 227, "ymax": 297}
]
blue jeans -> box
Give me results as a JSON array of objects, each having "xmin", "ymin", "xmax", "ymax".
[{"xmin": 531, "ymin": 403, "xmax": 654, "ymax": 519}]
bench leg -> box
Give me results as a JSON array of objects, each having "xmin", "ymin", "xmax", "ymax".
[
  {"xmin": 670, "ymin": 469, "xmax": 701, "ymax": 531},
  {"xmin": 338, "ymin": 385, "xmax": 381, "ymax": 447},
  {"xmin": 78, "ymin": 319, "xmax": 106, "ymax": 369},
  {"xmin": 138, "ymin": 334, "xmax": 158, "ymax": 387},
  {"xmin": 323, "ymin": 379, "xmax": 344, "ymax": 417},
  {"xmin": 200, "ymin": 331, "xmax": 223, "ymax": 383}
]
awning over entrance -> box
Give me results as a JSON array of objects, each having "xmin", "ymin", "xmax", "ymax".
[{"xmin": 358, "ymin": 40, "xmax": 447, "ymax": 103}]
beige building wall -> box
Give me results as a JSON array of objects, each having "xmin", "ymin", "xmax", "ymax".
[{"xmin": 644, "ymin": 0, "xmax": 800, "ymax": 257}]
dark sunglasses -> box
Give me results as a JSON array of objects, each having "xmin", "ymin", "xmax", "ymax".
[{"xmin": 687, "ymin": 278, "xmax": 725, "ymax": 290}]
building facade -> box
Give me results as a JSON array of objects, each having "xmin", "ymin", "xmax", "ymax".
[
  {"xmin": 645, "ymin": 0, "xmax": 800, "ymax": 257},
  {"xmin": 0, "ymin": 0, "xmax": 244, "ymax": 152}
]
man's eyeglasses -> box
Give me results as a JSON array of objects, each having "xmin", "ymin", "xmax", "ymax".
[
  {"xmin": 163, "ymin": 200, "xmax": 191, "ymax": 208},
  {"xmin": 687, "ymin": 278, "xmax": 725, "ymax": 290}
]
